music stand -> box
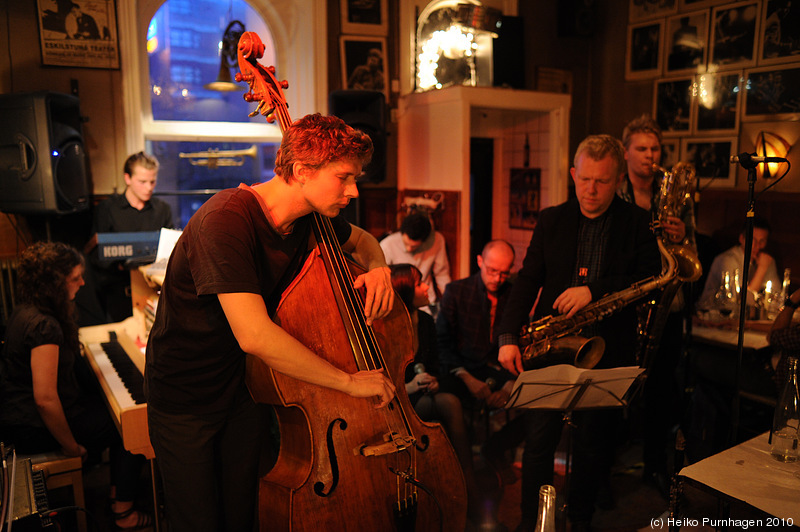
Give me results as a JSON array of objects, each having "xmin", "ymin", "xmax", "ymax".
[{"xmin": 505, "ymin": 364, "xmax": 645, "ymax": 531}]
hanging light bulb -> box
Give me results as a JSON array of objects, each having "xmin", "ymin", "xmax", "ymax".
[{"xmin": 204, "ymin": 20, "xmax": 246, "ymax": 92}]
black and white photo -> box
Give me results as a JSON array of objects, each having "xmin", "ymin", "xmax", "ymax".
[
  {"xmin": 709, "ymin": 1, "xmax": 759, "ymax": 68},
  {"xmin": 694, "ymin": 71, "xmax": 741, "ymax": 134},
  {"xmin": 759, "ymin": 0, "xmax": 800, "ymax": 65},
  {"xmin": 626, "ymin": 20, "xmax": 664, "ymax": 79},
  {"xmin": 744, "ymin": 65, "xmax": 800, "ymax": 119},
  {"xmin": 665, "ymin": 11, "xmax": 708, "ymax": 74},
  {"xmin": 654, "ymin": 77, "xmax": 694, "ymax": 134},
  {"xmin": 681, "ymin": 137, "xmax": 737, "ymax": 186}
]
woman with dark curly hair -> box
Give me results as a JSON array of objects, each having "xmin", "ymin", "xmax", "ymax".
[{"xmin": 0, "ymin": 241, "xmax": 151, "ymax": 530}]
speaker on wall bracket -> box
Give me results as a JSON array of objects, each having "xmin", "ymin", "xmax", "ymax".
[
  {"xmin": 329, "ymin": 90, "xmax": 387, "ymax": 184},
  {"xmin": 0, "ymin": 91, "xmax": 90, "ymax": 215}
]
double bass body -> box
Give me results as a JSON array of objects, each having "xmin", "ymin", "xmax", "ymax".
[{"xmin": 246, "ymin": 247, "xmax": 468, "ymax": 531}]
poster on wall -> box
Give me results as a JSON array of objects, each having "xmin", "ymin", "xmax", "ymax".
[
  {"xmin": 37, "ymin": 0, "xmax": 119, "ymax": 69},
  {"xmin": 509, "ymin": 168, "xmax": 541, "ymax": 230}
]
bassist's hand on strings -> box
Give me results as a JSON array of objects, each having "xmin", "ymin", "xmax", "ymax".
[
  {"xmin": 347, "ymin": 369, "xmax": 396, "ymax": 408},
  {"xmin": 354, "ymin": 266, "xmax": 394, "ymax": 325}
]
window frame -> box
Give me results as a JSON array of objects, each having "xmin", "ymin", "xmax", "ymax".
[{"xmin": 118, "ymin": 0, "xmax": 329, "ymax": 156}]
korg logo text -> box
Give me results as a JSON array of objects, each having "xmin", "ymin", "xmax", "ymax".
[{"xmin": 103, "ymin": 245, "xmax": 134, "ymax": 258}]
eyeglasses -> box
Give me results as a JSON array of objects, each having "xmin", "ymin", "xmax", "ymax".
[{"xmin": 483, "ymin": 266, "xmax": 511, "ymax": 279}]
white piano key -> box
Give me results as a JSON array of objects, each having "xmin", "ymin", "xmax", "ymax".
[{"xmin": 88, "ymin": 343, "xmax": 136, "ymax": 409}]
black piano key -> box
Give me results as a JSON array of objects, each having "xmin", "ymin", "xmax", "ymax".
[{"xmin": 100, "ymin": 340, "xmax": 147, "ymax": 404}]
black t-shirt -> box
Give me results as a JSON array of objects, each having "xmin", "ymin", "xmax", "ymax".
[
  {"xmin": 0, "ymin": 304, "xmax": 81, "ymax": 427},
  {"xmin": 92, "ymin": 193, "xmax": 174, "ymax": 233},
  {"xmin": 144, "ymin": 185, "xmax": 351, "ymax": 415}
]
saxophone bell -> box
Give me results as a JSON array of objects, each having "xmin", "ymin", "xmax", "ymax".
[{"xmin": 522, "ymin": 335, "xmax": 606, "ymax": 371}]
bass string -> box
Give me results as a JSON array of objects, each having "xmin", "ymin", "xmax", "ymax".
[{"xmin": 313, "ymin": 214, "xmax": 414, "ymax": 442}]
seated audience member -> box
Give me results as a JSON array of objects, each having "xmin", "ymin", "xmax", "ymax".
[
  {"xmin": 436, "ymin": 240, "xmax": 523, "ymax": 482},
  {"xmin": 381, "ymin": 212, "xmax": 451, "ymax": 315},
  {"xmin": 389, "ymin": 263, "xmax": 479, "ymax": 519},
  {"xmin": 91, "ymin": 151, "xmax": 174, "ymax": 322},
  {"xmin": 0, "ymin": 242, "xmax": 150, "ymax": 530},
  {"xmin": 768, "ymin": 287, "xmax": 800, "ymax": 391},
  {"xmin": 697, "ymin": 217, "xmax": 780, "ymax": 311}
]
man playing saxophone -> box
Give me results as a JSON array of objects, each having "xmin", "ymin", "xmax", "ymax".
[
  {"xmin": 497, "ymin": 135, "xmax": 662, "ymax": 532},
  {"xmin": 618, "ymin": 114, "xmax": 698, "ymax": 498}
]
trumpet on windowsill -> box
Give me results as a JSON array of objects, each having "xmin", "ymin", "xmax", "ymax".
[{"xmin": 178, "ymin": 144, "xmax": 257, "ymax": 169}]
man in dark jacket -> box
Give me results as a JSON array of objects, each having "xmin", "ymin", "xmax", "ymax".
[{"xmin": 497, "ymin": 135, "xmax": 662, "ymax": 531}]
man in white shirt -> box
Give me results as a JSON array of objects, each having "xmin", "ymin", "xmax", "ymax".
[
  {"xmin": 698, "ymin": 217, "xmax": 781, "ymax": 309},
  {"xmin": 380, "ymin": 212, "xmax": 451, "ymax": 314}
]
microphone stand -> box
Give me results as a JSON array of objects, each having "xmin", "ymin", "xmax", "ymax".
[{"xmin": 728, "ymin": 154, "xmax": 759, "ymax": 448}]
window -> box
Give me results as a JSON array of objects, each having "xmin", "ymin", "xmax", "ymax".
[{"xmin": 142, "ymin": 0, "xmax": 280, "ymax": 227}]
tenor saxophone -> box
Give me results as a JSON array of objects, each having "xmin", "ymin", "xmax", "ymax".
[
  {"xmin": 518, "ymin": 161, "xmax": 703, "ymax": 371},
  {"xmin": 518, "ymin": 237, "xmax": 679, "ymax": 371}
]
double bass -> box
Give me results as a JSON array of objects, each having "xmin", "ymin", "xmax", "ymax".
[{"xmin": 235, "ymin": 32, "xmax": 468, "ymax": 531}]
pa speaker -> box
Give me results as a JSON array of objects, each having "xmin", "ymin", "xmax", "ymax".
[
  {"xmin": 329, "ymin": 90, "xmax": 386, "ymax": 184},
  {"xmin": 493, "ymin": 16, "xmax": 524, "ymax": 89},
  {"xmin": 0, "ymin": 91, "xmax": 90, "ymax": 215},
  {"xmin": 558, "ymin": 0, "xmax": 596, "ymax": 37}
]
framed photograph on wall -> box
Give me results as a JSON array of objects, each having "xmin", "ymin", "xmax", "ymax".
[
  {"xmin": 743, "ymin": 65, "xmax": 800, "ymax": 120},
  {"xmin": 678, "ymin": 0, "xmax": 728, "ymax": 10},
  {"xmin": 709, "ymin": 1, "xmax": 760, "ymax": 69},
  {"xmin": 759, "ymin": 0, "xmax": 800, "ymax": 65},
  {"xmin": 693, "ymin": 71, "xmax": 741, "ymax": 134},
  {"xmin": 341, "ymin": 0, "xmax": 388, "ymax": 36},
  {"xmin": 661, "ymin": 138, "xmax": 680, "ymax": 169},
  {"xmin": 681, "ymin": 136, "xmax": 738, "ymax": 187},
  {"xmin": 340, "ymin": 36, "xmax": 388, "ymax": 99},
  {"xmin": 36, "ymin": 0, "xmax": 119, "ymax": 68},
  {"xmin": 653, "ymin": 77, "xmax": 694, "ymax": 135},
  {"xmin": 626, "ymin": 20, "xmax": 665, "ymax": 80},
  {"xmin": 630, "ymin": 0, "xmax": 677, "ymax": 22},
  {"xmin": 509, "ymin": 168, "xmax": 541, "ymax": 230},
  {"xmin": 664, "ymin": 10, "xmax": 709, "ymax": 75}
]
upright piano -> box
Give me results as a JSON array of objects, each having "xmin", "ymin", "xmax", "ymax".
[{"xmin": 79, "ymin": 317, "xmax": 154, "ymax": 459}]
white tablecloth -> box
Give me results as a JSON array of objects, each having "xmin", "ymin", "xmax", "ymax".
[{"xmin": 680, "ymin": 432, "xmax": 800, "ymax": 523}]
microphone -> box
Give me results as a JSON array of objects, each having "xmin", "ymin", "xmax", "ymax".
[
  {"xmin": 729, "ymin": 153, "xmax": 787, "ymax": 165},
  {"xmin": 485, "ymin": 377, "xmax": 497, "ymax": 391},
  {"xmin": 413, "ymin": 363, "xmax": 426, "ymax": 374}
]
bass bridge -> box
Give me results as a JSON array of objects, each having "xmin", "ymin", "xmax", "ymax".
[{"xmin": 358, "ymin": 432, "xmax": 416, "ymax": 457}]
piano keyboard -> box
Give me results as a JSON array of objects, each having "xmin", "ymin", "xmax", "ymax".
[
  {"xmin": 87, "ymin": 340, "xmax": 146, "ymax": 407},
  {"xmin": 80, "ymin": 319, "xmax": 154, "ymax": 459}
]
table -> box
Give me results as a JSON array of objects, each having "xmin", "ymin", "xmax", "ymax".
[
  {"xmin": 679, "ymin": 432, "xmax": 800, "ymax": 524},
  {"xmin": 691, "ymin": 324, "xmax": 769, "ymax": 351}
]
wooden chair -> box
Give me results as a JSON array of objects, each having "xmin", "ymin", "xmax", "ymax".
[{"xmin": 22, "ymin": 451, "xmax": 88, "ymax": 532}]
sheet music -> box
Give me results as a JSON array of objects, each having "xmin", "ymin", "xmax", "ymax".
[
  {"xmin": 144, "ymin": 227, "xmax": 181, "ymax": 281},
  {"xmin": 506, "ymin": 364, "xmax": 645, "ymax": 410}
]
